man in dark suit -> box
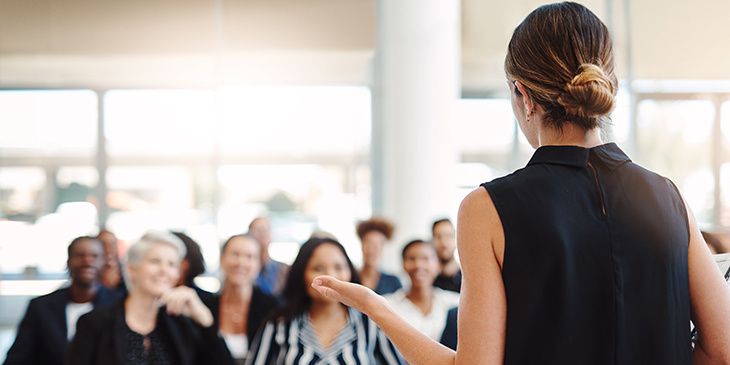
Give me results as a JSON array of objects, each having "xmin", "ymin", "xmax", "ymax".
[{"xmin": 3, "ymin": 236, "xmax": 123, "ymax": 365}]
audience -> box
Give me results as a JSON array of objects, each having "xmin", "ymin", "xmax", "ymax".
[
  {"xmin": 4, "ymin": 236, "xmax": 123, "ymax": 365},
  {"xmin": 66, "ymin": 231, "xmax": 233, "ymax": 365},
  {"xmin": 172, "ymin": 231, "xmax": 214, "ymax": 301},
  {"xmin": 247, "ymin": 237, "xmax": 403, "ymax": 365},
  {"xmin": 431, "ymin": 219, "xmax": 461, "ymax": 292},
  {"xmin": 248, "ymin": 217, "xmax": 290, "ymax": 298},
  {"xmin": 383, "ymin": 240, "xmax": 459, "ymax": 341},
  {"xmin": 203, "ymin": 234, "xmax": 279, "ymax": 364},
  {"xmin": 357, "ymin": 217, "xmax": 402, "ymax": 295}
]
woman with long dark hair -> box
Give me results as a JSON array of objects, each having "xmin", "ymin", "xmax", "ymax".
[
  {"xmin": 246, "ymin": 237, "xmax": 402, "ymax": 365},
  {"xmin": 205, "ymin": 234, "xmax": 279, "ymax": 364},
  {"xmin": 312, "ymin": 3, "xmax": 730, "ymax": 364}
]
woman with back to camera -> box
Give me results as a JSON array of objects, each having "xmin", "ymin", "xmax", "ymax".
[
  {"xmin": 357, "ymin": 217, "xmax": 403, "ymax": 295},
  {"xmin": 313, "ymin": 2, "xmax": 730, "ymax": 364},
  {"xmin": 246, "ymin": 237, "xmax": 403, "ymax": 365},
  {"xmin": 67, "ymin": 231, "xmax": 234, "ymax": 365},
  {"xmin": 204, "ymin": 234, "xmax": 279, "ymax": 364}
]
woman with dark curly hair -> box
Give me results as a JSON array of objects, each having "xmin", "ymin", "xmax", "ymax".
[{"xmin": 356, "ymin": 217, "xmax": 402, "ymax": 295}]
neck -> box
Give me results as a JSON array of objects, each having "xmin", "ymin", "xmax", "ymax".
[
  {"xmin": 439, "ymin": 258, "xmax": 459, "ymax": 276},
  {"xmin": 309, "ymin": 299, "xmax": 347, "ymax": 321},
  {"xmin": 537, "ymin": 123, "xmax": 603, "ymax": 148},
  {"xmin": 126, "ymin": 290, "xmax": 160, "ymax": 313},
  {"xmin": 221, "ymin": 281, "xmax": 253, "ymax": 303},
  {"xmin": 361, "ymin": 262, "xmax": 379, "ymax": 274},
  {"xmin": 407, "ymin": 283, "xmax": 433, "ymax": 302},
  {"xmin": 261, "ymin": 251, "xmax": 271, "ymax": 266},
  {"xmin": 68, "ymin": 281, "xmax": 100, "ymax": 304},
  {"xmin": 125, "ymin": 290, "xmax": 160, "ymax": 334}
]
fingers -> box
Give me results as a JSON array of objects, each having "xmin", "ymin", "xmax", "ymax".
[
  {"xmin": 159, "ymin": 286, "xmax": 195, "ymax": 316},
  {"xmin": 159, "ymin": 286, "xmax": 214, "ymax": 327},
  {"xmin": 312, "ymin": 275, "xmax": 341, "ymax": 301}
]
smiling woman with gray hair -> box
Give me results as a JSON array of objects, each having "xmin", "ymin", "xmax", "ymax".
[{"xmin": 67, "ymin": 231, "xmax": 235, "ymax": 365}]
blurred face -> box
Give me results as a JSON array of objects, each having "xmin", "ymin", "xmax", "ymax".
[
  {"xmin": 432, "ymin": 221, "xmax": 456, "ymax": 262},
  {"xmin": 129, "ymin": 244, "xmax": 181, "ymax": 298},
  {"xmin": 304, "ymin": 243, "xmax": 352, "ymax": 303},
  {"xmin": 249, "ymin": 218, "xmax": 272, "ymax": 249},
  {"xmin": 68, "ymin": 238, "xmax": 105, "ymax": 286},
  {"xmin": 221, "ymin": 236, "xmax": 261, "ymax": 286},
  {"xmin": 360, "ymin": 231, "xmax": 386, "ymax": 266},
  {"xmin": 403, "ymin": 243, "xmax": 440, "ymax": 289}
]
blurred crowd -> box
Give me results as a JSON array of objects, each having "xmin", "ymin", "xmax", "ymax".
[{"xmin": 3, "ymin": 216, "xmax": 470, "ymax": 365}]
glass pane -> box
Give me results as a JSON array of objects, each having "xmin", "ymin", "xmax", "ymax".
[
  {"xmin": 217, "ymin": 164, "xmax": 370, "ymax": 266},
  {"xmin": 0, "ymin": 90, "xmax": 97, "ymax": 156},
  {"xmin": 610, "ymin": 87, "xmax": 630, "ymax": 142},
  {"xmin": 218, "ymin": 86, "xmax": 371, "ymax": 156},
  {"xmin": 636, "ymin": 99, "xmax": 715, "ymax": 224},
  {"xmin": 104, "ymin": 166, "xmax": 218, "ymax": 269},
  {"xmin": 0, "ymin": 167, "xmax": 46, "ymax": 221},
  {"xmin": 452, "ymin": 99, "xmax": 514, "ymax": 153},
  {"xmin": 104, "ymin": 90, "xmax": 216, "ymax": 156}
]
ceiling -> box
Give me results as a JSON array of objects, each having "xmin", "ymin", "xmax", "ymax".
[{"xmin": 1, "ymin": 0, "xmax": 729, "ymax": 92}]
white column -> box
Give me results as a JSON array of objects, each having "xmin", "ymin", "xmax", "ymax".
[{"xmin": 372, "ymin": 0, "xmax": 461, "ymax": 271}]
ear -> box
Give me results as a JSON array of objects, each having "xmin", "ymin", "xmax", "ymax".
[
  {"xmin": 514, "ymin": 81, "xmax": 534, "ymax": 116},
  {"xmin": 125, "ymin": 262, "xmax": 136, "ymax": 282}
]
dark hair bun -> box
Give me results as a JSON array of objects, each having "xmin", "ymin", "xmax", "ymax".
[{"xmin": 558, "ymin": 64, "xmax": 616, "ymax": 118}]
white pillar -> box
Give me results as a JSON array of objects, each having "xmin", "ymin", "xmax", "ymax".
[{"xmin": 372, "ymin": 0, "xmax": 461, "ymax": 272}]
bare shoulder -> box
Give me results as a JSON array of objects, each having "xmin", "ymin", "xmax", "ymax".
[{"xmin": 457, "ymin": 187, "xmax": 505, "ymax": 268}]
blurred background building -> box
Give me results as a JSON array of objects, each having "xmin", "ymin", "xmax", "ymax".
[{"xmin": 1, "ymin": 0, "xmax": 730, "ymax": 359}]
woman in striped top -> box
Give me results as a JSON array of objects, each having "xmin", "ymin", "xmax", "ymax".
[{"xmin": 247, "ymin": 237, "xmax": 403, "ymax": 365}]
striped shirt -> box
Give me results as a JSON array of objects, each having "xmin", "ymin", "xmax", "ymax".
[{"xmin": 246, "ymin": 307, "xmax": 403, "ymax": 365}]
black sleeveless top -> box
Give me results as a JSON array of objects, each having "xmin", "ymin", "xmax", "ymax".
[{"xmin": 481, "ymin": 143, "xmax": 691, "ymax": 365}]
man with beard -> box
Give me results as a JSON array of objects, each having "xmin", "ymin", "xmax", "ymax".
[
  {"xmin": 4, "ymin": 236, "xmax": 123, "ymax": 365},
  {"xmin": 431, "ymin": 219, "xmax": 461, "ymax": 292}
]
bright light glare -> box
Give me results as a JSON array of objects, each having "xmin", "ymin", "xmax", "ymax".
[
  {"xmin": 104, "ymin": 90, "xmax": 216, "ymax": 156},
  {"xmin": 452, "ymin": 99, "xmax": 514, "ymax": 152},
  {"xmin": 218, "ymin": 86, "xmax": 371, "ymax": 156},
  {"xmin": 0, "ymin": 90, "xmax": 97, "ymax": 152}
]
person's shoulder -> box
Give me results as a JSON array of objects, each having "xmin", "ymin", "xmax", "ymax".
[
  {"xmin": 28, "ymin": 287, "xmax": 69, "ymax": 309},
  {"xmin": 382, "ymin": 289, "xmax": 406, "ymax": 303},
  {"xmin": 76, "ymin": 299, "xmax": 120, "ymax": 333},
  {"xmin": 252, "ymin": 285, "xmax": 279, "ymax": 307},
  {"xmin": 433, "ymin": 287, "xmax": 460, "ymax": 306}
]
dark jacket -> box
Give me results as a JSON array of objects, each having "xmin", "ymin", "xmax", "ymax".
[
  {"xmin": 4, "ymin": 286, "xmax": 123, "ymax": 365},
  {"xmin": 203, "ymin": 286, "xmax": 279, "ymax": 351},
  {"xmin": 66, "ymin": 299, "xmax": 235, "ymax": 365}
]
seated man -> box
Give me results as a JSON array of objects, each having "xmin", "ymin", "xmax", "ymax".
[
  {"xmin": 248, "ymin": 217, "xmax": 289, "ymax": 298},
  {"xmin": 431, "ymin": 218, "xmax": 462, "ymax": 292},
  {"xmin": 4, "ymin": 236, "xmax": 123, "ymax": 365}
]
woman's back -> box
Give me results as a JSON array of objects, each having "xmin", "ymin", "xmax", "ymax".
[{"xmin": 482, "ymin": 143, "xmax": 691, "ymax": 364}]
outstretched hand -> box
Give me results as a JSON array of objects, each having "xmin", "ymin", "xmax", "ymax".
[{"xmin": 311, "ymin": 275, "xmax": 388, "ymax": 317}]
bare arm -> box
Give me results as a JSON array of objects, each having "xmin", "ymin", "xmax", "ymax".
[
  {"xmin": 313, "ymin": 187, "xmax": 507, "ymax": 365},
  {"xmin": 454, "ymin": 187, "xmax": 506, "ymax": 364},
  {"xmin": 685, "ymin": 203, "xmax": 730, "ymax": 364}
]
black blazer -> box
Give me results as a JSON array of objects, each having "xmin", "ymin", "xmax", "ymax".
[
  {"xmin": 66, "ymin": 300, "xmax": 235, "ymax": 365},
  {"xmin": 3, "ymin": 286, "xmax": 123, "ymax": 365},
  {"xmin": 204, "ymin": 286, "xmax": 279, "ymax": 350}
]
